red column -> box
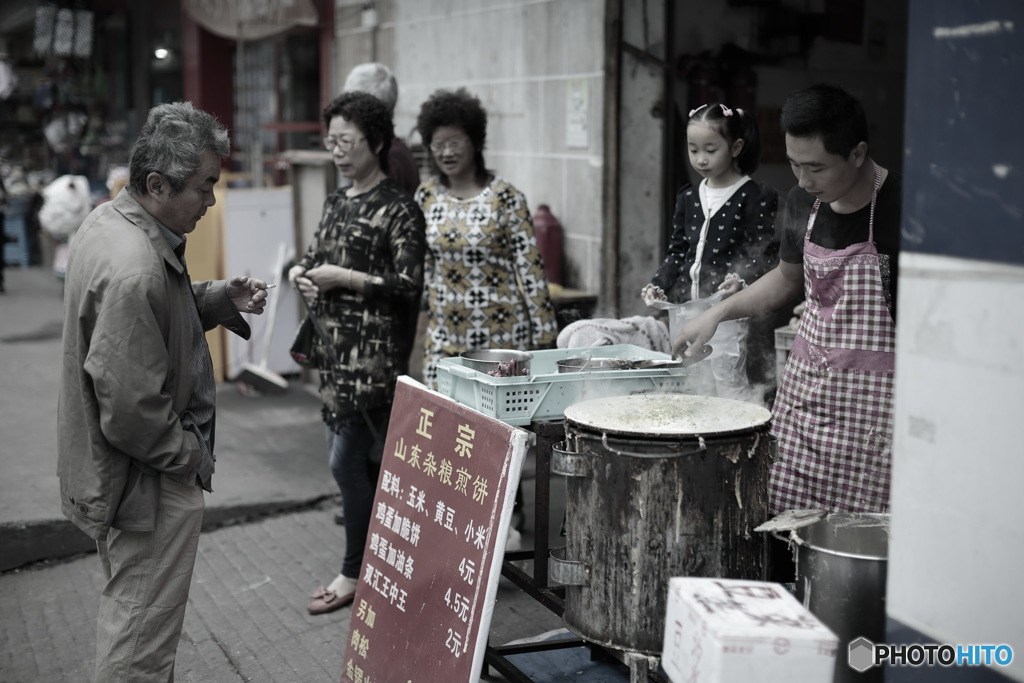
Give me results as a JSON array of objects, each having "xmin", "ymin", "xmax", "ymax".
[
  {"xmin": 319, "ymin": 0, "xmax": 333, "ymax": 118},
  {"xmin": 181, "ymin": 12, "xmax": 235, "ymax": 138}
]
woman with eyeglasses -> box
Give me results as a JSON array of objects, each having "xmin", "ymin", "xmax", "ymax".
[
  {"xmin": 414, "ymin": 88, "xmax": 558, "ymax": 389},
  {"xmin": 289, "ymin": 91, "xmax": 425, "ymax": 615}
]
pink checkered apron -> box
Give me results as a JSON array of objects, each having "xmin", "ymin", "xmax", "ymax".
[{"xmin": 770, "ymin": 164, "xmax": 894, "ymax": 513}]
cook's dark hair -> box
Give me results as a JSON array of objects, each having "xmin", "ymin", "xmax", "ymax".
[
  {"xmin": 780, "ymin": 83, "xmax": 868, "ymax": 159},
  {"xmin": 688, "ymin": 103, "xmax": 763, "ymax": 175},
  {"xmin": 416, "ymin": 88, "xmax": 489, "ymax": 186},
  {"xmin": 128, "ymin": 101, "xmax": 229, "ymax": 196},
  {"xmin": 322, "ymin": 91, "xmax": 394, "ymax": 173}
]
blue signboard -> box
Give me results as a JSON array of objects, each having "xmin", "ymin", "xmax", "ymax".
[{"xmin": 902, "ymin": 1, "xmax": 1024, "ymax": 266}]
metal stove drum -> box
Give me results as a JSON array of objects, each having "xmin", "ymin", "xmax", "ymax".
[{"xmin": 550, "ymin": 393, "xmax": 775, "ymax": 654}]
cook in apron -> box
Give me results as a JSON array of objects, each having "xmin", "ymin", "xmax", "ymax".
[{"xmin": 769, "ymin": 163, "xmax": 895, "ymax": 513}]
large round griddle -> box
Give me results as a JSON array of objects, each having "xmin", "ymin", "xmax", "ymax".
[{"xmin": 563, "ymin": 394, "xmax": 771, "ymax": 438}]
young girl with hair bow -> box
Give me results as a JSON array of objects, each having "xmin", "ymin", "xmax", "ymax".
[{"xmin": 642, "ymin": 102, "xmax": 779, "ymax": 404}]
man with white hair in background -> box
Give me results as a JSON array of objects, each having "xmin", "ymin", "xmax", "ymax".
[{"xmin": 343, "ymin": 62, "xmax": 420, "ymax": 195}]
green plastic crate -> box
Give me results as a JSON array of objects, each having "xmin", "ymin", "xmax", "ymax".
[{"xmin": 435, "ymin": 344, "xmax": 696, "ymax": 426}]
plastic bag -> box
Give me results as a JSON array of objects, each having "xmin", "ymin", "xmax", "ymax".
[
  {"xmin": 38, "ymin": 174, "xmax": 92, "ymax": 238},
  {"xmin": 666, "ymin": 293, "xmax": 759, "ymax": 403}
]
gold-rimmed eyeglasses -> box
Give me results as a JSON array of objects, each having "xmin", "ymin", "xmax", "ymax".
[
  {"xmin": 429, "ymin": 137, "xmax": 469, "ymax": 155},
  {"xmin": 323, "ymin": 135, "xmax": 364, "ymax": 152}
]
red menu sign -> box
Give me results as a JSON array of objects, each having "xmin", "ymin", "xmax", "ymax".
[{"xmin": 341, "ymin": 376, "xmax": 528, "ymax": 683}]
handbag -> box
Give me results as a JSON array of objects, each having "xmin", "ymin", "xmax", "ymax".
[
  {"xmin": 290, "ymin": 292, "xmax": 332, "ymax": 367},
  {"xmin": 289, "ymin": 315, "xmax": 317, "ymax": 367}
]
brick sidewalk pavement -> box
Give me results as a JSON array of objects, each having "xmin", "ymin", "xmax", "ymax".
[{"xmin": 0, "ymin": 503, "xmax": 570, "ymax": 683}]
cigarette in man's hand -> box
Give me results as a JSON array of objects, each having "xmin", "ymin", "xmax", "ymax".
[{"xmin": 265, "ymin": 284, "xmax": 277, "ymax": 289}]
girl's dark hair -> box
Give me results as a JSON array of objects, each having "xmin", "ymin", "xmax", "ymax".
[
  {"xmin": 780, "ymin": 83, "xmax": 868, "ymax": 159},
  {"xmin": 688, "ymin": 103, "xmax": 762, "ymax": 175},
  {"xmin": 322, "ymin": 91, "xmax": 393, "ymax": 173},
  {"xmin": 416, "ymin": 88, "xmax": 489, "ymax": 186}
]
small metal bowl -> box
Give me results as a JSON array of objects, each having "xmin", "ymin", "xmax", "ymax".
[
  {"xmin": 556, "ymin": 357, "xmax": 634, "ymax": 373},
  {"xmin": 460, "ymin": 349, "xmax": 533, "ymax": 376}
]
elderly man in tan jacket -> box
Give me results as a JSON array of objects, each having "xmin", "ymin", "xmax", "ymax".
[{"xmin": 58, "ymin": 102, "xmax": 270, "ymax": 682}]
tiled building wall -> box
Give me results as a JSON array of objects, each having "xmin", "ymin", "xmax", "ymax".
[{"xmin": 332, "ymin": 0, "xmax": 606, "ymax": 294}]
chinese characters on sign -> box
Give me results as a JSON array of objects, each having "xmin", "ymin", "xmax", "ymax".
[{"xmin": 342, "ymin": 377, "xmax": 528, "ymax": 683}]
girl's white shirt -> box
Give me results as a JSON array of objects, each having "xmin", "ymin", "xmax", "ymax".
[{"xmin": 689, "ymin": 175, "xmax": 750, "ymax": 300}]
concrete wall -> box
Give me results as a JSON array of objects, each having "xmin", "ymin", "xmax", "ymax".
[
  {"xmin": 614, "ymin": 0, "xmax": 666, "ymax": 317},
  {"xmin": 889, "ymin": 254, "xmax": 1024, "ymax": 681},
  {"xmin": 331, "ymin": 0, "xmax": 607, "ymax": 294}
]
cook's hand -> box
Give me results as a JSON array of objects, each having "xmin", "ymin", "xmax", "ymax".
[
  {"xmin": 671, "ymin": 311, "xmax": 718, "ymax": 359},
  {"xmin": 227, "ymin": 275, "xmax": 269, "ymax": 314}
]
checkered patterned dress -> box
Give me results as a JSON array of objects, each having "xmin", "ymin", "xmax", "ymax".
[
  {"xmin": 770, "ymin": 165, "xmax": 894, "ymax": 513},
  {"xmin": 415, "ymin": 177, "xmax": 558, "ymax": 388}
]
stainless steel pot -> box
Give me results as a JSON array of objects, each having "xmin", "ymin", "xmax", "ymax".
[{"xmin": 758, "ymin": 511, "xmax": 889, "ymax": 683}]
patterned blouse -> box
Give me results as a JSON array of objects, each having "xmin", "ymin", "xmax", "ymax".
[
  {"xmin": 415, "ymin": 176, "xmax": 558, "ymax": 386},
  {"xmin": 297, "ymin": 178, "xmax": 425, "ymax": 428},
  {"xmin": 645, "ymin": 178, "xmax": 778, "ymax": 303}
]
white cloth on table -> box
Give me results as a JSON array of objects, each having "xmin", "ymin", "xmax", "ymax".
[{"xmin": 556, "ymin": 315, "xmax": 670, "ymax": 353}]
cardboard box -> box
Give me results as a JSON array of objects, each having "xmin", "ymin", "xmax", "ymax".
[{"xmin": 662, "ymin": 578, "xmax": 837, "ymax": 683}]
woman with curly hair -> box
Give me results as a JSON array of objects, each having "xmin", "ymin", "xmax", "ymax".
[
  {"xmin": 289, "ymin": 91, "xmax": 425, "ymax": 614},
  {"xmin": 414, "ymin": 88, "xmax": 557, "ymax": 388}
]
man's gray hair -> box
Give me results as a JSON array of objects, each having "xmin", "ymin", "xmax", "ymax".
[
  {"xmin": 343, "ymin": 62, "xmax": 398, "ymax": 114},
  {"xmin": 128, "ymin": 101, "xmax": 230, "ymax": 196}
]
